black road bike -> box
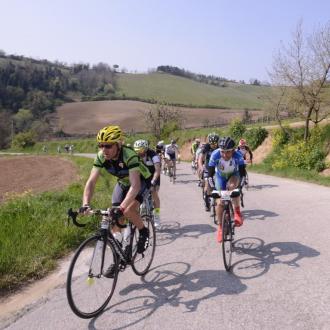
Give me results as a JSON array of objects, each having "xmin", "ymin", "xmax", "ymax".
[
  {"xmin": 211, "ymin": 188, "xmax": 240, "ymax": 271},
  {"xmin": 66, "ymin": 203, "xmax": 156, "ymax": 319}
]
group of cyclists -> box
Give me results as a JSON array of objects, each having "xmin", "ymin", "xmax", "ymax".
[
  {"xmin": 190, "ymin": 133, "xmax": 253, "ymax": 242},
  {"xmin": 79, "ymin": 124, "xmax": 253, "ymax": 277}
]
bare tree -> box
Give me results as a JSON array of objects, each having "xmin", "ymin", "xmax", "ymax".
[
  {"xmin": 270, "ymin": 20, "xmax": 330, "ymax": 140},
  {"xmin": 142, "ymin": 102, "xmax": 185, "ymax": 139}
]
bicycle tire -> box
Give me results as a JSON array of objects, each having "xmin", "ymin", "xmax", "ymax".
[
  {"xmin": 221, "ymin": 209, "xmax": 233, "ymax": 271},
  {"xmin": 132, "ymin": 214, "xmax": 156, "ymax": 276},
  {"xmin": 211, "ymin": 198, "xmax": 217, "ymax": 224},
  {"xmin": 66, "ymin": 235, "xmax": 119, "ymax": 318}
]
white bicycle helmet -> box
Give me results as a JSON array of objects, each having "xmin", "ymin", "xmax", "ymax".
[{"xmin": 134, "ymin": 139, "xmax": 148, "ymax": 151}]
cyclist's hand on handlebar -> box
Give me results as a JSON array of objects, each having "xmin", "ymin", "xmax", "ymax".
[
  {"xmin": 110, "ymin": 206, "xmax": 124, "ymax": 220},
  {"xmin": 79, "ymin": 204, "xmax": 91, "ymax": 215}
]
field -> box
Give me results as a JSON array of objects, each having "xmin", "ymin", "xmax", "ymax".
[
  {"xmin": 56, "ymin": 100, "xmax": 263, "ymax": 135},
  {"xmin": 116, "ymin": 72, "xmax": 270, "ymax": 109},
  {"xmin": 0, "ymin": 156, "xmax": 78, "ymax": 203}
]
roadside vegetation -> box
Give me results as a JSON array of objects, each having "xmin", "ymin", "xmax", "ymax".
[
  {"xmin": 252, "ymin": 124, "xmax": 330, "ymax": 186},
  {"xmin": 0, "ymin": 156, "xmax": 116, "ymax": 295}
]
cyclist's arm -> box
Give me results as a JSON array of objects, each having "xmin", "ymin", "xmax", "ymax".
[
  {"xmin": 152, "ymin": 162, "xmax": 161, "ymax": 182},
  {"xmin": 82, "ymin": 167, "xmax": 100, "ymax": 206},
  {"xmin": 121, "ymin": 169, "xmax": 141, "ymax": 210},
  {"xmin": 248, "ymin": 148, "xmax": 253, "ymax": 162}
]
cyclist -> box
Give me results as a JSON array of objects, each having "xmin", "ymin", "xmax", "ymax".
[
  {"xmin": 195, "ymin": 142, "xmax": 206, "ymax": 186},
  {"xmin": 156, "ymin": 140, "xmax": 165, "ymax": 173},
  {"xmin": 164, "ymin": 139, "xmax": 179, "ymax": 179},
  {"xmin": 197, "ymin": 133, "xmax": 220, "ymax": 211},
  {"xmin": 191, "ymin": 138, "xmax": 200, "ymax": 169},
  {"xmin": 237, "ymin": 139, "xmax": 253, "ymax": 164},
  {"xmin": 80, "ymin": 125, "xmax": 151, "ymax": 277},
  {"xmin": 208, "ymin": 136, "xmax": 246, "ymax": 242},
  {"xmin": 237, "ymin": 138, "xmax": 253, "ymax": 187},
  {"xmin": 134, "ymin": 139, "xmax": 162, "ymax": 228}
]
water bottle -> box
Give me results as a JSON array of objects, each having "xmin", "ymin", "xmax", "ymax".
[{"xmin": 123, "ymin": 225, "xmax": 131, "ymax": 247}]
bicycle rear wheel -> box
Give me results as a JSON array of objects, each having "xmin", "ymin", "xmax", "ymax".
[
  {"xmin": 221, "ymin": 210, "xmax": 233, "ymax": 271},
  {"xmin": 132, "ymin": 214, "xmax": 156, "ymax": 276},
  {"xmin": 66, "ymin": 235, "xmax": 118, "ymax": 318}
]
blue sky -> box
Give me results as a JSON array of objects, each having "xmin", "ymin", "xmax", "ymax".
[{"xmin": 1, "ymin": 0, "xmax": 329, "ymax": 82}]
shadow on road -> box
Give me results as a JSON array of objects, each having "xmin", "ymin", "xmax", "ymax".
[
  {"xmin": 231, "ymin": 237, "xmax": 320, "ymax": 279},
  {"xmin": 156, "ymin": 221, "xmax": 216, "ymax": 246},
  {"xmin": 242, "ymin": 209, "xmax": 279, "ymax": 222},
  {"xmin": 248, "ymin": 184, "xmax": 278, "ymax": 190},
  {"xmin": 89, "ymin": 262, "xmax": 246, "ymax": 329}
]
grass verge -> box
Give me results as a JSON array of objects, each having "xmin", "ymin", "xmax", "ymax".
[{"xmin": 0, "ymin": 156, "xmax": 115, "ymax": 295}]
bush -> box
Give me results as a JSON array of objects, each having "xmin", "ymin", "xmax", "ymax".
[
  {"xmin": 272, "ymin": 127, "xmax": 292, "ymax": 149},
  {"xmin": 244, "ymin": 126, "xmax": 268, "ymax": 150},
  {"xmin": 272, "ymin": 127, "xmax": 326, "ymax": 171},
  {"xmin": 11, "ymin": 130, "xmax": 36, "ymax": 149},
  {"xmin": 227, "ymin": 119, "xmax": 246, "ymax": 142}
]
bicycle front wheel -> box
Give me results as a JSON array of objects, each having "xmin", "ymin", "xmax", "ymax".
[
  {"xmin": 66, "ymin": 235, "xmax": 118, "ymax": 318},
  {"xmin": 132, "ymin": 215, "xmax": 156, "ymax": 276},
  {"xmin": 221, "ymin": 210, "xmax": 233, "ymax": 271}
]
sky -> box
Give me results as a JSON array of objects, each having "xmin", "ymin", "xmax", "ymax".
[{"xmin": 1, "ymin": 0, "xmax": 330, "ymax": 83}]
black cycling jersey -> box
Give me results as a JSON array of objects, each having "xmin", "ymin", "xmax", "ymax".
[
  {"xmin": 93, "ymin": 145, "xmax": 151, "ymax": 187},
  {"xmin": 201, "ymin": 143, "xmax": 217, "ymax": 170},
  {"xmin": 140, "ymin": 149, "xmax": 160, "ymax": 175}
]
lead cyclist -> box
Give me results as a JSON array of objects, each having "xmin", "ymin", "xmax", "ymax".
[{"xmin": 208, "ymin": 136, "xmax": 246, "ymax": 242}]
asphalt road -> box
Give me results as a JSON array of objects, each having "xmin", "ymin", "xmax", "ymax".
[{"xmin": 2, "ymin": 161, "xmax": 330, "ymax": 330}]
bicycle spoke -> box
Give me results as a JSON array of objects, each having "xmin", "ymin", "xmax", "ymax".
[
  {"xmin": 132, "ymin": 215, "xmax": 156, "ymax": 276},
  {"xmin": 221, "ymin": 211, "xmax": 233, "ymax": 271},
  {"xmin": 66, "ymin": 235, "xmax": 118, "ymax": 318}
]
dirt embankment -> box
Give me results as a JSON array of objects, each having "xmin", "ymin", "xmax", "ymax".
[{"xmin": 0, "ymin": 156, "xmax": 79, "ymax": 203}]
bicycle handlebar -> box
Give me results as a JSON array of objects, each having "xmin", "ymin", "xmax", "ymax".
[{"xmin": 67, "ymin": 208, "xmax": 124, "ymax": 228}]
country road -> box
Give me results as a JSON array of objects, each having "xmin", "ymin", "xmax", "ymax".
[{"xmin": 1, "ymin": 161, "xmax": 330, "ymax": 329}]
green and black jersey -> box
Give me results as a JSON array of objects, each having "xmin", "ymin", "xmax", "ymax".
[{"xmin": 93, "ymin": 146, "xmax": 151, "ymax": 187}]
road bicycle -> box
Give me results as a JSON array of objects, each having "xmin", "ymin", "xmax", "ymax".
[
  {"xmin": 191, "ymin": 159, "xmax": 197, "ymax": 174},
  {"xmin": 211, "ymin": 188, "xmax": 240, "ymax": 271},
  {"xmin": 167, "ymin": 160, "xmax": 176, "ymax": 184},
  {"xmin": 66, "ymin": 202, "xmax": 156, "ymax": 318}
]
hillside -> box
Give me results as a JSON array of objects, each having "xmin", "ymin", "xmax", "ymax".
[{"xmin": 116, "ymin": 72, "xmax": 270, "ymax": 109}]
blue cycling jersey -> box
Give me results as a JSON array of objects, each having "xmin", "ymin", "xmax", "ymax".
[{"xmin": 208, "ymin": 149, "xmax": 245, "ymax": 180}]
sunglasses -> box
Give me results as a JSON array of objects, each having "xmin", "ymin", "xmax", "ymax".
[
  {"xmin": 98, "ymin": 143, "xmax": 116, "ymax": 149},
  {"xmin": 220, "ymin": 149, "xmax": 233, "ymax": 153}
]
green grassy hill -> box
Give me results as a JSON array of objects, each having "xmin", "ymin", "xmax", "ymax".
[{"xmin": 116, "ymin": 72, "xmax": 270, "ymax": 109}]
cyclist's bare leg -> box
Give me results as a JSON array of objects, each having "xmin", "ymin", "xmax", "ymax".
[
  {"xmin": 227, "ymin": 176, "xmax": 240, "ymax": 208},
  {"xmin": 172, "ymin": 160, "xmax": 177, "ymax": 177},
  {"xmin": 123, "ymin": 200, "xmax": 144, "ymax": 229},
  {"xmin": 151, "ymin": 188, "xmax": 160, "ymax": 209}
]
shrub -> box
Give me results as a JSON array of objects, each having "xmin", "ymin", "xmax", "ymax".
[
  {"xmin": 272, "ymin": 127, "xmax": 326, "ymax": 171},
  {"xmin": 272, "ymin": 127, "xmax": 292, "ymax": 149},
  {"xmin": 244, "ymin": 126, "xmax": 268, "ymax": 150},
  {"xmin": 227, "ymin": 119, "xmax": 246, "ymax": 142},
  {"xmin": 11, "ymin": 130, "xmax": 36, "ymax": 149}
]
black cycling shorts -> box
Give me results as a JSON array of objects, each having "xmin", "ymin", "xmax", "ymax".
[{"xmin": 112, "ymin": 180, "xmax": 149, "ymax": 206}]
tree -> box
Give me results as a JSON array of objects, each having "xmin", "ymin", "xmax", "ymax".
[
  {"xmin": 142, "ymin": 102, "xmax": 185, "ymax": 139},
  {"xmin": 271, "ymin": 20, "xmax": 330, "ymax": 140}
]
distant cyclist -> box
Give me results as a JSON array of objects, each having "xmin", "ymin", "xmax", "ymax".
[
  {"xmin": 237, "ymin": 138, "xmax": 252, "ymax": 187},
  {"xmin": 237, "ymin": 139, "xmax": 253, "ymax": 164},
  {"xmin": 208, "ymin": 136, "xmax": 246, "ymax": 242},
  {"xmin": 80, "ymin": 125, "xmax": 151, "ymax": 277},
  {"xmin": 197, "ymin": 133, "xmax": 219, "ymax": 211},
  {"xmin": 134, "ymin": 139, "xmax": 162, "ymax": 228},
  {"xmin": 164, "ymin": 139, "xmax": 179, "ymax": 179},
  {"xmin": 191, "ymin": 138, "xmax": 200, "ymax": 166}
]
